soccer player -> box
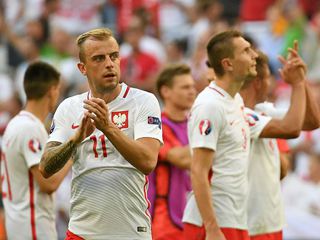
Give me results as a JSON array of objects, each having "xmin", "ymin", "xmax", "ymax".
[
  {"xmin": 240, "ymin": 48, "xmax": 320, "ymax": 240},
  {"xmin": 182, "ymin": 30, "xmax": 307, "ymax": 240},
  {"xmin": 148, "ymin": 64, "xmax": 196, "ymax": 240},
  {"xmin": 39, "ymin": 28, "xmax": 162, "ymax": 239},
  {"xmin": 1, "ymin": 61, "xmax": 72, "ymax": 240}
]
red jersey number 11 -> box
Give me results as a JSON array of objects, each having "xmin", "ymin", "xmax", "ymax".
[{"xmin": 90, "ymin": 135, "xmax": 108, "ymax": 158}]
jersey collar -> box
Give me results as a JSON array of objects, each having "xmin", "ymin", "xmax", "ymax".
[{"xmin": 208, "ymin": 81, "xmax": 235, "ymax": 100}]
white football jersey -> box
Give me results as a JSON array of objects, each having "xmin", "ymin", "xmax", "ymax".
[
  {"xmin": 183, "ymin": 82, "xmax": 268, "ymax": 229},
  {"xmin": 246, "ymin": 102, "xmax": 286, "ymax": 235},
  {"xmin": 49, "ymin": 83, "xmax": 162, "ymax": 239},
  {"xmin": 1, "ymin": 111, "xmax": 57, "ymax": 240}
]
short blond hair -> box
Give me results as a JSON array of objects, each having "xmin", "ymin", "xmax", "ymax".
[{"xmin": 76, "ymin": 28, "xmax": 114, "ymax": 62}]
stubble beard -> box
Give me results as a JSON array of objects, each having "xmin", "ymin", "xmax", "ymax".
[
  {"xmin": 97, "ymin": 79, "xmax": 119, "ymax": 94},
  {"xmin": 245, "ymin": 69, "xmax": 257, "ymax": 82}
]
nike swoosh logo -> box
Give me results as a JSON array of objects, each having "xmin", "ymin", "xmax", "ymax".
[
  {"xmin": 71, "ymin": 123, "xmax": 79, "ymax": 129},
  {"xmin": 229, "ymin": 120, "xmax": 236, "ymax": 126}
]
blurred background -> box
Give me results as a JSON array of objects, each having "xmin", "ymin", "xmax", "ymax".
[{"xmin": 0, "ymin": 0, "xmax": 320, "ymax": 239}]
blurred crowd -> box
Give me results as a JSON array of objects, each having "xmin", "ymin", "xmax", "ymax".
[{"xmin": 0, "ymin": 0, "xmax": 320, "ymax": 239}]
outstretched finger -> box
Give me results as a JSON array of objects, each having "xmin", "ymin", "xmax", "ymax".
[
  {"xmin": 278, "ymin": 55, "xmax": 286, "ymax": 65},
  {"xmin": 293, "ymin": 40, "xmax": 299, "ymax": 52},
  {"xmin": 288, "ymin": 48, "xmax": 299, "ymax": 58}
]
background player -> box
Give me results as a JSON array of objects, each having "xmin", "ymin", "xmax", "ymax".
[
  {"xmin": 240, "ymin": 46, "xmax": 320, "ymax": 240},
  {"xmin": 1, "ymin": 61, "xmax": 72, "ymax": 240},
  {"xmin": 183, "ymin": 30, "xmax": 307, "ymax": 240},
  {"xmin": 148, "ymin": 63, "xmax": 196, "ymax": 240}
]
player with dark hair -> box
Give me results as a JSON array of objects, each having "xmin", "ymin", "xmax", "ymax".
[
  {"xmin": 183, "ymin": 30, "xmax": 308, "ymax": 240},
  {"xmin": 1, "ymin": 61, "xmax": 72, "ymax": 240},
  {"xmin": 149, "ymin": 64, "xmax": 196, "ymax": 240}
]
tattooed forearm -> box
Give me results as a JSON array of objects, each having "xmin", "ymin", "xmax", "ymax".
[{"xmin": 40, "ymin": 140, "xmax": 77, "ymax": 177}]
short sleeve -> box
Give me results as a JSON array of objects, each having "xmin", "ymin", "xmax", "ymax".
[
  {"xmin": 134, "ymin": 93, "xmax": 163, "ymax": 143},
  {"xmin": 48, "ymin": 99, "xmax": 74, "ymax": 143},
  {"xmin": 188, "ymin": 102, "xmax": 224, "ymax": 151},
  {"xmin": 254, "ymin": 102, "xmax": 287, "ymax": 119},
  {"xmin": 245, "ymin": 107, "xmax": 271, "ymax": 139},
  {"xmin": 21, "ymin": 124, "xmax": 47, "ymax": 168}
]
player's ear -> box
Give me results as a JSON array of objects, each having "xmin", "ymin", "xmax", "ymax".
[
  {"xmin": 160, "ymin": 86, "xmax": 170, "ymax": 100},
  {"xmin": 221, "ymin": 58, "xmax": 233, "ymax": 72},
  {"xmin": 77, "ymin": 62, "xmax": 86, "ymax": 75}
]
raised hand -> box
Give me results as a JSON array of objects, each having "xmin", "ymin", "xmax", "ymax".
[
  {"xmin": 278, "ymin": 40, "xmax": 306, "ymax": 85},
  {"xmin": 83, "ymin": 97, "xmax": 112, "ymax": 133},
  {"xmin": 72, "ymin": 112, "xmax": 95, "ymax": 144}
]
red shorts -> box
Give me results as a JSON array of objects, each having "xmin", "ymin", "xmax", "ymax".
[
  {"xmin": 250, "ymin": 231, "xmax": 283, "ymax": 240},
  {"xmin": 183, "ymin": 223, "xmax": 250, "ymax": 240},
  {"xmin": 65, "ymin": 230, "xmax": 84, "ymax": 240}
]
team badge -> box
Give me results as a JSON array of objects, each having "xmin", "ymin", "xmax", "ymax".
[
  {"xmin": 28, "ymin": 139, "xmax": 42, "ymax": 153},
  {"xmin": 112, "ymin": 111, "xmax": 129, "ymax": 129},
  {"xmin": 148, "ymin": 116, "xmax": 161, "ymax": 129},
  {"xmin": 246, "ymin": 113, "xmax": 259, "ymax": 127},
  {"xmin": 199, "ymin": 119, "xmax": 212, "ymax": 135}
]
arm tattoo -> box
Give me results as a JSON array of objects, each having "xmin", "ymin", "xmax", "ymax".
[{"xmin": 40, "ymin": 140, "xmax": 77, "ymax": 176}]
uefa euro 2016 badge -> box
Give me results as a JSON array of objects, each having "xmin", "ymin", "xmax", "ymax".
[
  {"xmin": 246, "ymin": 113, "xmax": 259, "ymax": 127},
  {"xmin": 199, "ymin": 119, "xmax": 212, "ymax": 135},
  {"xmin": 28, "ymin": 139, "xmax": 42, "ymax": 153}
]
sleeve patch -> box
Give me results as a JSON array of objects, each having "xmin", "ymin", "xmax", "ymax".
[
  {"xmin": 148, "ymin": 116, "xmax": 161, "ymax": 129},
  {"xmin": 199, "ymin": 119, "xmax": 212, "ymax": 135},
  {"xmin": 28, "ymin": 139, "xmax": 42, "ymax": 153},
  {"xmin": 246, "ymin": 113, "xmax": 259, "ymax": 126}
]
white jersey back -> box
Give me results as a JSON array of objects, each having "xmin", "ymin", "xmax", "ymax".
[
  {"xmin": 246, "ymin": 102, "xmax": 285, "ymax": 235},
  {"xmin": 1, "ymin": 111, "xmax": 56, "ymax": 240},
  {"xmin": 49, "ymin": 83, "xmax": 162, "ymax": 239},
  {"xmin": 183, "ymin": 82, "xmax": 252, "ymax": 229}
]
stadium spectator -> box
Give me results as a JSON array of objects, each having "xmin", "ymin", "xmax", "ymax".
[
  {"xmin": 187, "ymin": 0, "xmax": 224, "ymax": 57},
  {"xmin": 120, "ymin": 12, "xmax": 166, "ymax": 65},
  {"xmin": 165, "ymin": 39, "xmax": 188, "ymax": 64},
  {"xmin": 50, "ymin": 0, "xmax": 105, "ymax": 35},
  {"xmin": 112, "ymin": 0, "xmax": 160, "ymax": 39},
  {"xmin": 158, "ymin": 0, "xmax": 194, "ymax": 43},
  {"xmin": 39, "ymin": 28, "xmax": 162, "ymax": 239},
  {"xmin": 120, "ymin": 15, "xmax": 161, "ymax": 93},
  {"xmin": 282, "ymin": 150, "xmax": 320, "ymax": 239}
]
